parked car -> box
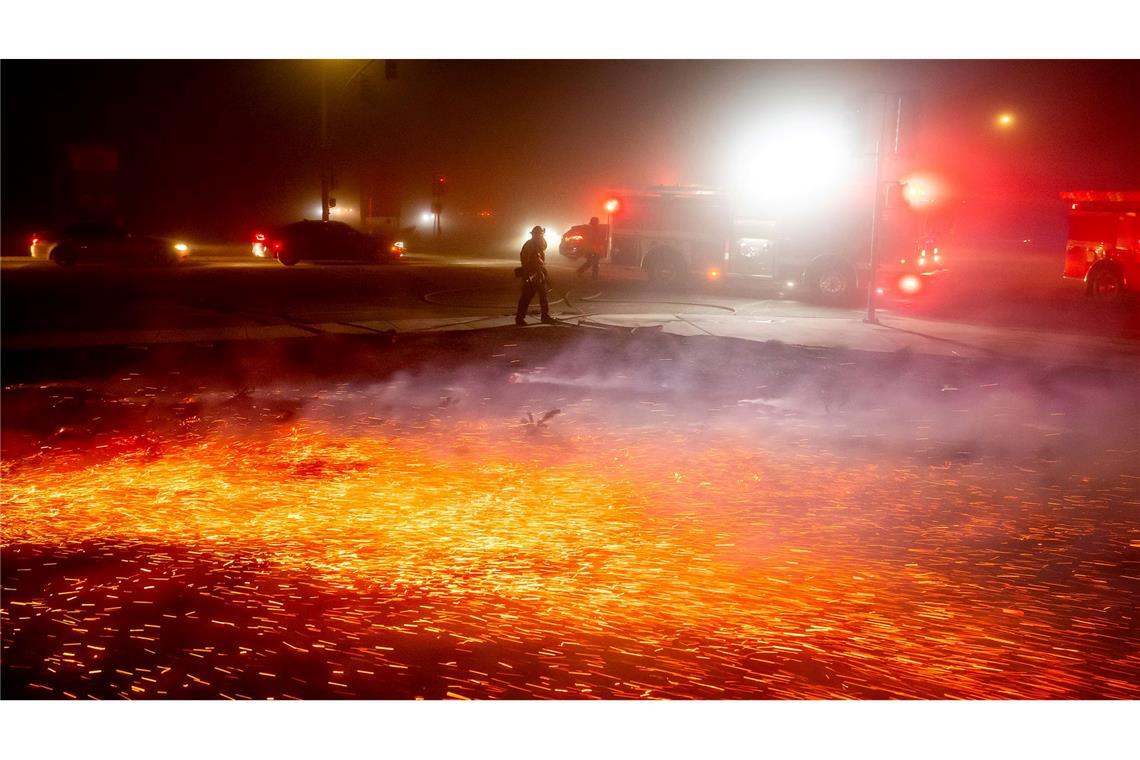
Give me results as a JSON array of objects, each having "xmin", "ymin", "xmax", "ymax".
[
  {"xmin": 253, "ymin": 220, "xmax": 405, "ymax": 266},
  {"xmin": 35, "ymin": 223, "xmax": 190, "ymax": 267}
]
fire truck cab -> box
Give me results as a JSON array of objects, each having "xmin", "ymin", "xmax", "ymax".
[
  {"xmin": 1061, "ymin": 191, "xmax": 1139, "ymax": 301},
  {"xmin": 570, "ymin": 186, "xmax": 945, "ymax": 303}
]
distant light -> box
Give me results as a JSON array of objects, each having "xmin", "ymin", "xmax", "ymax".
[
  {"xmin": 996, "ymin": 112, "xmax": 1015, "ymax": 128},
  {"xmin": 899, "ymin": 274, "xmax": 922, "ymax": 295},
  {"xmin": 479, "ymin": 210, "xmax": 493, "ymax": 218},
  {"xmin": 174, "ymin": 242, "xmax": 189, "ymax": 252},
  {"xmin": 732, "ymin": 111, "xmax": 855, "ymax": 210},
  {"xmin": 521, "ymin": 226, "xmax": 554, "ymax": 247},
  {"xmin": 876, "ymin": 287, "xmax": 885, "ymax": 296},
  {"xmin": 707, "ymin": 269, "xmax": 721, "ymax": 281},
  {"xmin": 422, "ymin": 211, "xmax": 434, "ymax": 223},
  {"xmin": 784, "ymin": 280, "xmax": 795, "ymax": 289},
  {"xmin": 901, "ymin": 174, "xmax": 942, "ymax": 208},
  {"xmin": 604, "ymin": 198, "xmax": 620, "ymax": 214}
]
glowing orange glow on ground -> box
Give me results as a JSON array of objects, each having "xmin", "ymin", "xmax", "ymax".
[{"xmin": 3, "ymin": 422, "xmax": 1138, "ymax": 699}]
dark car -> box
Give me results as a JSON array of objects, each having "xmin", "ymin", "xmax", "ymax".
[
  {"xmin": 40, "ymin": 223, "xmax": 191, "ymax": 267},
  {"xmin": 260, "ymin": 220, "xmax": 404, "ymax": 266}
]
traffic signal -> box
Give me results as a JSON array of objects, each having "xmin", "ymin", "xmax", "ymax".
[
  {"xmin": 604, "ymin": 198, "xmax": 620, "ymax": 214},
  {"xmin": 884, "ymin": 182, "xmax": 906, "ymax": 210},
  {"xmin": 431, "ymin": 175, "xmax": 447, "ymax": 197}
]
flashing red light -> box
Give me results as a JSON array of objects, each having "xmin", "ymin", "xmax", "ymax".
[
  {"xmin": 899, "ymin": 274, "xmax": 922, "ymax": 295},
  {"xmin": 604, "ymin": 198, "xmax": 620, "ymax": 214},
  {"xmin": 31, "ymin": 236, "xmax": 39, "ymax": 246},
  {"xmin": 272, "ymin": 240, "xmax": 285, "ymax": 252},
  {"xmin": 254, "ymin": 232, "xmax": 266, "ymax": 242}
]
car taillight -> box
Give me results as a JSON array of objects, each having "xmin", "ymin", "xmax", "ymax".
[{"xmin": 272, "ymin": 240, "xmax": 285, "ymax": 251}]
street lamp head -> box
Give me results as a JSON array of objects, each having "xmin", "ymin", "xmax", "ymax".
[{"xmin": 996, "ymin": 112, "xmax": 1015, "ymax": 128}]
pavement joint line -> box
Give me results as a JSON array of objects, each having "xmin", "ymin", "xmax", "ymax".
[{"xmin": 672, "ymin": 314, "xmax": 716, "ymax": 337}]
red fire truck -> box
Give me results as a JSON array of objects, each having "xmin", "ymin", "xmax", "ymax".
[
  {"xmin": 561, "ymin": 185, "xmax": 946, "ymax": 304},
  {"xmin": 1060, "ymin": 191, "xmax": 1139, "ymax": 301}
]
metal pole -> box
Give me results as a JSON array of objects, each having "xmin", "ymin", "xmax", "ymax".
[
  {"xmin": 864, "ymin": 93, "xmax": 892, "ymax": 325},
  {"xmin": 320, "ymin": 68, "xmax": 330, "ymax": 222},
  {"xmin": 606, "ymin": 213, "xmax": 613, "ymax": 259}
]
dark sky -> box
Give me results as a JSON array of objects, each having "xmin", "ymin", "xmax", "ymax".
[{"xmin": 3, "ymin": 59, "xmax": 1138, "ymax": 240}]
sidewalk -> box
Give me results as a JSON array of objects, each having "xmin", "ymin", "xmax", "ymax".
[
  {"xmin": 580, "ymin": 311, "xmax": 1140, "ymax": 369},
  {"xmin": 4, "ymin": 307, "xmax": 1138, "ymax": 372}
]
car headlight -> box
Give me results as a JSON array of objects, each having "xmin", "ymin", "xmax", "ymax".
[{"xmin": 174, "ymin": 242, "xmax": 190, "ymax": 254}]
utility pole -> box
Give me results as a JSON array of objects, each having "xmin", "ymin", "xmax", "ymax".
[
  {"xmin": 320, "ymin": 68, "xmax": 330, "ymax": 222},
  {"xmin": 864, "ymin": 92, "xmax": 897, "ymax": 325},
  {"xmin": 317, "ymin": 60, "xmax": 396, "ymax": 225}
]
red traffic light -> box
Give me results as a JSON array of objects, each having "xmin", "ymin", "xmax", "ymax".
[{"xmin": 604, "ymin": 198, "xmax": 620, "ymax": 214}]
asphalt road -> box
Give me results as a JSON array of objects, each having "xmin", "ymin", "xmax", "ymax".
[
  {"xmin": 3, "ymin": 243, "xmax": 1138, "ymax": 700},
  {"xmin": 3, "ymin": 243, "xmax": 1136, "ymax": 346}
]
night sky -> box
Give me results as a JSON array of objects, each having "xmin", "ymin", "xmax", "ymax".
[{"xmin": 3, "ymin": 59, "xmax": 1138, "ymax": 242}]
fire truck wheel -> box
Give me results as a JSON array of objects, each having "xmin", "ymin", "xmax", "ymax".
[
  {"xmin": 278, "ymin": 250, "xmax": 298, "ymax": 267},
  {"xmin": 1087, "ymin": 265, "xmax": 1123, "ymax": 302},
  {"xmin": 809, "ymin": 260, "xmax": 856, "ymax": 304},
  {"xmin": 646, "ymin": 248, "xmax": 686, "ymax": 287}
]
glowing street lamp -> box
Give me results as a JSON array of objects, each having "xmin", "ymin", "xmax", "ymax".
[{"xmin": 995, "ymin": 112, "xmax": 1015, "ymax": 129}]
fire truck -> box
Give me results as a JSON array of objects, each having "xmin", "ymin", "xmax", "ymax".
[
  {"xmin": 1060, "ymin": 191, "xmax": 1139, "ymax": 301},
  {"xmin": 561, "ymin": 185, "xmax": 946, "ymax": 304}
]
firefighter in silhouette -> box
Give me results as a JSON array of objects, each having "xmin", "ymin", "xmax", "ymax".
[
  {"xmin": 576, "ymin": 216, "xmax": 604, "ymax": 280},
  {"xmin": 516, "ymin": 226, "xmax": 555, "ymax": 325}
]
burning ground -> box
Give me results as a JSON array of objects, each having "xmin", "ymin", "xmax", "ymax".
[{"xmin": 2, "ymin": 330, "xmax": 1138, "ymax": 699}]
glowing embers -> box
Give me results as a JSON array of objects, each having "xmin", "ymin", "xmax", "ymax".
[{"xmin": 3, "ymin": 422, "xmax": 1137, "ymax": 699}]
